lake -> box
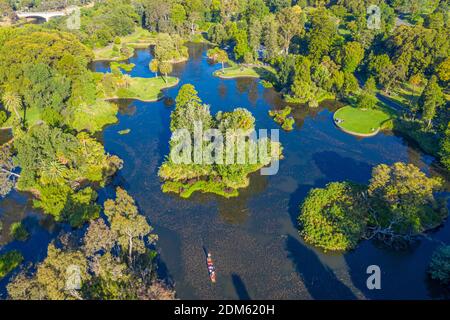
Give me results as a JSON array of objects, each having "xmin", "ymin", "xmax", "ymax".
[{"xmin": 0, "ymin": 43, "xmax": 448, "ymax": 300}]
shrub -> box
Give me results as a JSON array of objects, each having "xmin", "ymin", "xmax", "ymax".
[
  {"xmin": 429, "ymin": 245, "xmax": 450, "ymax": 285},
  {"xmin": 298, "ymin": 182, "xmax": 368, "ymax": 251},
  {"xmin": 9, "ymin": 222, "xmax": 29, "ymax": 241},
  {"xmin": 0, "ymin": 251, "xmax": 23, "ymax": 279}
]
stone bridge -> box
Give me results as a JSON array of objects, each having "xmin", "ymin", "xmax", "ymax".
[{"xmin": 16, "ymin": 7, "xmax": 77, "ymax": 22}]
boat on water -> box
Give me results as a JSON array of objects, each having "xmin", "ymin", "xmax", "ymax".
[{"xmin": 207, "ymin": 253, "xmax": 216, "ymax": 283}]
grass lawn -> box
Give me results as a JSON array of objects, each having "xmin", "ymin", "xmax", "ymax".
[
  {"xmin": 112, "ymin": 76, "xmax": 179, "ymax": 101},
  {"xmin": 93, "ymin": 28, "xmax": 156, "ymax": 61},
  {"xmin": 93, "ymin": 45, "xmax": 135, "ymax": 61},
  {"xmin": 214, "ymin": 66, "xmax": 260, "ymax": 78},
  {"xmin": 1, "ymin": 107, "xmax": 42, "ymax": 129},
  {"xmin": 214, "ymin": 65, "xmax": 276, "ymax": 79},
  {"xmin": 120, "ymin": 27, "xmax": 157, "ymax": 47},
  {"xmin": 334, "ymin": 106, "xmax": 393, "ymax": 136}
]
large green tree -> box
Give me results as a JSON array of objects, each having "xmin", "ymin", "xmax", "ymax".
[
  {"xmin": 419, "ymin": 75, "xmax": 445, "ymax": 127},
  {"xmin": 298, "ymin": 182, "xmax": 368, "ymax": 251}
]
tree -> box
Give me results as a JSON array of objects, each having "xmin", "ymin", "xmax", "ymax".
[
  {"xmin": 0, "ymin": 251, "xmax": 23, "ymax": 280},
  {"xmin": 83, "ymin": 219, "xmax": 115, "ymax": 257},
  {"xmin": 339, "ymin": 41, "xmax": 364, "ymax": 73},
  {"xmin": 170, "ymin": 3, "xmax": 187, "ymax": 33},
  {"xmin": 368, "ymin": 54, "xmax": 395, "ymax": 91},
  {"xmin": 0, "ymin": 143, "xmax": 19, "ymax": 197},
  {"xmin": 1, "ymin": 90, "xmax": 22, "ymax": 123},
  {"xmin": 276, "ymin": 5, "xmax": 305, "ymax": 55},
  {"xmin": 298, "ymin": 182, "xmax": 368, "ymax": 251},
  {"xmin": 364, "ymin": 76, "xmax": 377, "ymax": 94},
  {"xmin": 419, "ymin": 75, "xmax": 445, "ymax": 127},
  {"xmin": 170, "ymin": 94, "xmax": 213, "ymax": 133},
  {"xmin": 307, "ymin": 9, "xmax": 338, "ymax": 63},
  {"xmin": 22, "ymin": 63, "xmax": 71, "ymax": 126},
  {"xmin": 104, "ymin": 188, "xmax": 157, "ymax": 265},
  {"xmin": 207, "ymin": 47, "xmax": 228, "ymax": 73},
  {"xmin": 439, "ymin": 123, "xmax": 450, "ymax": 171},
  {"xmin": 36, "ymin": 243, "xmax": 89, "ymax": 300},
  {"xmin": 220, "ymin": 0, "xmax": 241, "ymax": 23},
  {"xmin": 355, "ymin": 91, "xmax": 378, "ymax": 109},
  {"xmin": 233, "ymin": 29, "xmax": 250, "ymax": 61},
  {"xmin": 342, "ymin": 71, "xmax": 359, "ymax": 97},
  {"xmin": 368, "ymin": 162, "xmax": 445, "ymax": 237},
  {"xmin": 436, "ymin": 57, "xmax": 450, "ymax": 83},
  {"xmin": 175, "ymin": 84, "xmax": 202, "ymax": 108},
  {"xmin": 8, "ymin": 194, "xmax": 174, "ymax": 300},
  {"xmin": 262, "ymin": 14, "xmax": 280, "ymax": 60},
  {"xmin": 208, "ymin": 23, "xmax": 227, "ymax": 44},
  {"xmin": 428, "ymin": 245, "xmax": 450, "ymax": 285},
  {"xmin": 149, "ymin": 59, "xmax": 159, "ymax": 77},
  {"xmin": 248, "ymin": 18, "xmax": 262, "ymax": 59},
  {"xmin": 158, "ymin": 61, "xmax": 173, "ymax": 83},
  {"xmin": 184, "ymin": 0, "xmax": 204, "ymax": 35}
]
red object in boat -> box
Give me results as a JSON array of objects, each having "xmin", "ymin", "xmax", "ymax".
[{"xmin": 207, "ymin": 253, "xmax": 216, "ymax": 283}]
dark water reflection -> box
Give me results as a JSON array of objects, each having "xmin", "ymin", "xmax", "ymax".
[{"xmin": 0, "ymin": 43, "xmax": 449, "ymax": 299}]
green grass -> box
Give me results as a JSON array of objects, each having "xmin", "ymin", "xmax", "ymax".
[
  {"xmin": 214, "ymin": 66, "xmax": 260, "ymax": 78},
  {"xmin": 111, "ymin": 76, "xmax": 179, "ymax": 101},
  {"xmin": 334, "ymin": 106, "xmax": 393, "ymax": 135},
  {"xmin": 214, "ymin": 65, "xmax": 276, "ymax": 79},
  {"xmin": 93, "ymin": 45, "xmax": 135, "ymax": 61},
  {"xmin": 93, "ymin": 28, "xmax": 157, "ymax": 61},
  {"xmin": 1, "ymin": 107, "xmax": 42, "ymax": 129},
  {"xmin": 69, "ymin": 100, "xmax": 118, "ymax": 133},
  {"xmin": 120, "ymin": 27, "xmax": 156, "ymax": 46}
]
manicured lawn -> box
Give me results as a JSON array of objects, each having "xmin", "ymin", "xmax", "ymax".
[
  {"xmin": 334, "ymin": 106, "xmax": 392, "ymax": 136},
  {"xmin": 113, "ymin": 76, "xmax": 179, "ymax": 101},
  {"xmin": 214, "ymin": 66, "xmax": 260, "ymax": 78},
  {"xmin": 214, "ymin": 65, "xmax": 276, "ymax": 79}
]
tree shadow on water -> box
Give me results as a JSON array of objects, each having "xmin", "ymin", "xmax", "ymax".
[
  {"xmin": 313, "ymin": 151, "xmax": 373, "ymax": 183},
  {"xmin": 287, "ymin": 183, "xmax": 317, "ymax": 228},
  {"xmin": 231, "ymin": 274, "xmax": 251, "ymax": 300},
  {"xmin": 285, "ymin": 235, "xmax": 357, "ymax": 300}
]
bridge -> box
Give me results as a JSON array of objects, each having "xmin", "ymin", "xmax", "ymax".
[{"xmin": 16, "ymin": 6, "xmax": 78, "ymax": 22}]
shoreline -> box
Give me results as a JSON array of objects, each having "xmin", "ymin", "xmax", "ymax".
[
  {"xmin": 214, "ymin": 72, "xmax": 260, "ymax": 79},
  {"xmin": 103, "ymin": 78, "xmax": 180, "ymax": 102},
  {"xmin": 333, "ymin": 121, "xmax": 381, "ymax": 137}
]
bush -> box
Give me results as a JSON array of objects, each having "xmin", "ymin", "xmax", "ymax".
[
  {"xmin": 0, "ymin": 110, "xmax": 7, "ymax": 126},
  {"xmin": 429, "ymin": 245, "xmax": 450, "ymax": 285},
  {"xmin": 0, "ymin": 251, "xmax": 23, "ymax": 279},
  {"xmin": 9, "ymin": 222, "xmax": 29, "ymax": 241},
  {"xmin": 269, "ymin": 107, "xmax": 295, "ymax": 131},
  {"xmin": 282, "ymin": 117, "xmax": 295, "ymax": 131},
  {"xmin": 260, "ymin": 80, "xmax": 273, "ymax": 88},
  {"xmin": 298, "ymin": 182, "xmax": 368, "ymax": 251}
]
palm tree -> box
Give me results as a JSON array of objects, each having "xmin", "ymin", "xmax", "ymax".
[
  {"xmin": 1, "ymin": 90, "xmax": 23, "ymax": 123},
  {"xmin": 40, "ymin": 160, "xmax": 67, "ymax": 185}
]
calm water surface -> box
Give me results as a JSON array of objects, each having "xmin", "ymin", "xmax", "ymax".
[{"xmin": 1, "ymin": 43, "xmax": 449, "ymax": 299}]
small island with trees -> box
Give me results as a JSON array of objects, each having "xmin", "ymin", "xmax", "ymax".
[{"xmin": 0, "ymin": 0, "xmax": 449, "ymax": 302}]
